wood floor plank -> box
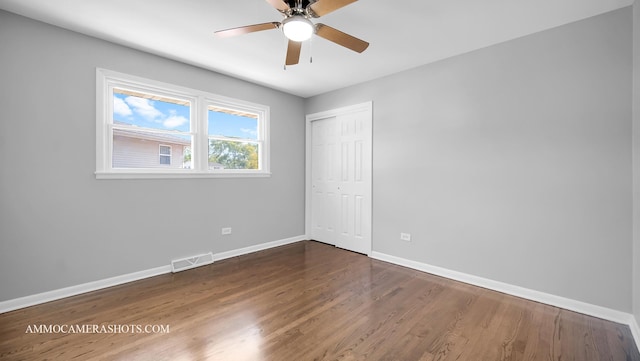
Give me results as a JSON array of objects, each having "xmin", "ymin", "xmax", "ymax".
[{"xmin": 0, "ymin": 241, "xmax": 638, "ymax": 361}]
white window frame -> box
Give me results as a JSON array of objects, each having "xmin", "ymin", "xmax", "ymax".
[
  {"xmin": 96, "ymin": 68, "xmax": 270, "ymax": 179},
  {"xmin": 159, "ymin": 144, "xmax": 171, "ymax": 165}
]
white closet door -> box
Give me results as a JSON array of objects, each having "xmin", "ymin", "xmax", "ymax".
[
  {"xmin": 310, "ymin": 116, "xmax": 339, "ymax": 244},
  {"xmin": 307, "ymin": 102, "xmax": 372, "ymax": 255}
]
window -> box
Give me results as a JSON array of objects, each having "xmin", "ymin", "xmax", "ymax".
[
  {"xmin": 208, "ymin": 106, "xmax": 260, "ymax": 170},
  {"xmin": 111, "ymin": 88, "xmax": 191, "ymax": 170},
  {"xmin": 96, "ymin": 69, "xmax": 270, "ymax": 179},
  {"xmin": 159, "ymin": 145, "xmax": 171, "ymax": 165}
]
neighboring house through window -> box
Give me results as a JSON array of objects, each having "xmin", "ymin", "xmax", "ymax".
[
  {"xmin": 112, "ymin": 124, "xmax": 190, "ymax": 169},
  {"xmin": 95, "ymin": 68, "xmax": 270, "ymax": 179}
]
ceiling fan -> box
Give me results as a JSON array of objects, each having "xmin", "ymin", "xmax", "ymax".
[{"xmin": 214, "ymin": 0, "xmax": 369, "ymax": 67}]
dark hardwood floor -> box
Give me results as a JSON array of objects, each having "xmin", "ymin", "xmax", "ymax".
[{"xmin": 0, "ymin": 241, "xmax": 638, "ymax": 360}]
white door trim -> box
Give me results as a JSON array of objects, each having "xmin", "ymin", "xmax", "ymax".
[{"xmin": 305, "ymin": 101, "xmax": 373, "ymax": 255}]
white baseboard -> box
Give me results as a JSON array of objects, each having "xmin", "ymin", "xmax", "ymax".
[
  {"xmin": 630, "ymin": 315, "xmax": 640, "ymax": 351},
  {"xmin": 0, "ymin": 235, "xmax": 306, "ymax": 314},
  {"xmin": 213, "ymin": 235, "xmax": 306, "ymax": 261},
  {"xmin": 371, "ymin": 251, "xmax": 640, "ymax": 349},
  {"xmin": 0, "ymin": 265, "xmax": 172, "ymax": 314}
]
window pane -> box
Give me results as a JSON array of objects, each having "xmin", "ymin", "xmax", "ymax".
[
  {"xmin": 159, "ymin": 145, "xmax": 171, "ymax": 165},
  {"xmin": 208, "ymin": 140, "xmax": 258, "ymax": 170},
  {"xmin": 159, "ymin": 145, "xmax": 171, "ymax": 155},
  {"xmin": 208, "ymin": 107, "xmax": 258, "ymax": 140},
  {"xmin": 113, "ymin": 130, "xmax": 191, "ymax": 169},
  {"xmin": 114, "ymin": 89, "xmax": 190, "ymax": 133}
]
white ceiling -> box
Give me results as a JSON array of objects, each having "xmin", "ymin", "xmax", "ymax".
[{"xmin": 0, "ymin": 0, "xmax": 633, "ymax": 97}]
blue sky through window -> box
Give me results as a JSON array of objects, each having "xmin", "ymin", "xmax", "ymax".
[
  {"xmin": 113, "ymin": 92, "xmax": 190, "ymax": 132},
  {"xmin": 113, "ymin": 92, "xmax": 257, "ymax": 139},
  {"xmin": 208, "ymin": 110, "xmax": 258, "ymax": 140}
]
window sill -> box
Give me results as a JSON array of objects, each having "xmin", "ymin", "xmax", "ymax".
[{"xmin": 95, "ymin": 171, "xmax": 272, "ymax": 180}]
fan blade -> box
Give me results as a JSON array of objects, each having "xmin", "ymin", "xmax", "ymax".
[
  {"xmin": 309, "ymin": 0, "xmax": 357, "ymax": 17},
  {"xmin": 214, "ymin": 22, "xmax": 280, "ymax": 38},
  {"xmin": 265, "ymin": 0, "xmax": 290, "ymax": 12},
  {"xmin": 286, "ymin": 40, "xmax": 302, "ymax": 65},
  {"xmin": 315, "ymin": 23, "xmax": 369, "ymax": 53}
]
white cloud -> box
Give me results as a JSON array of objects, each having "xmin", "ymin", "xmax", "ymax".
[
  {"xmin": 163, "ymin": 115, "xmax": 189, "ymax": 129},
  {"xmin": 124, "ymin": 96, "xmax": 163, "ymax": 120},
  {"xmin": 240, "ymin": 128, "xmax": 257, "ymax": 136},
  {"xmin": 113, "ymin": 96, "xmax": 132, "ymax": 117}
]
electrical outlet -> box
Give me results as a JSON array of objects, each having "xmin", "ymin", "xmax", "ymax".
[
  {"xmin": 400, "ymin": 233, "xmax": 411, "ymax": 242},
  {"xmin": 221, "ymin": 227, "xmax": 232, "ymax": 235}
]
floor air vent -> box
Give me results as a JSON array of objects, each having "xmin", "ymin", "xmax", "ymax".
[{"xmin": 171, "ymin": 252, "xmax": 214, "ymax": 273}]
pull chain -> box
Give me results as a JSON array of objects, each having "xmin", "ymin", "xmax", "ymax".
[
  {"xmin": 283, "ymin": 34, "xmax": 288, "ymax": 70},
  {"xmin": 309, "ymin": 33, "xmax": 313, "ymax": 63}
]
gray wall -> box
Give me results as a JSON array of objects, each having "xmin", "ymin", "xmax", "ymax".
[
  {"xmin": 0, "ymin": 10, "xmax": 306, "ymax": 302},
  {"xmin": 306, "ymin": 8, "xmax": 633, "ymax": 312},
  {"xmin": 633, "ymin": 0, "xmax": 640, "ymax": 324}
]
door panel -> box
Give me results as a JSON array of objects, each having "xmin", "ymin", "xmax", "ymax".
[
  {"xmin": 311, "ymin": 117, "xmax": 338, "ymax": 244},
  {"xmin": 308, "ymin": 103, "xmax": 372, "ymax": 255}
]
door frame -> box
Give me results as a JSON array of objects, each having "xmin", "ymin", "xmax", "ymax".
[{"xmin": 305, "ymin": 101, "xmax": 373, "ymax": 255}]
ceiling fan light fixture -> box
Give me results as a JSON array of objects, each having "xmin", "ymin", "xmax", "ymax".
[{"xmin": 282, "ymin": 15, "xmax": 314, "ymax": 42}]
